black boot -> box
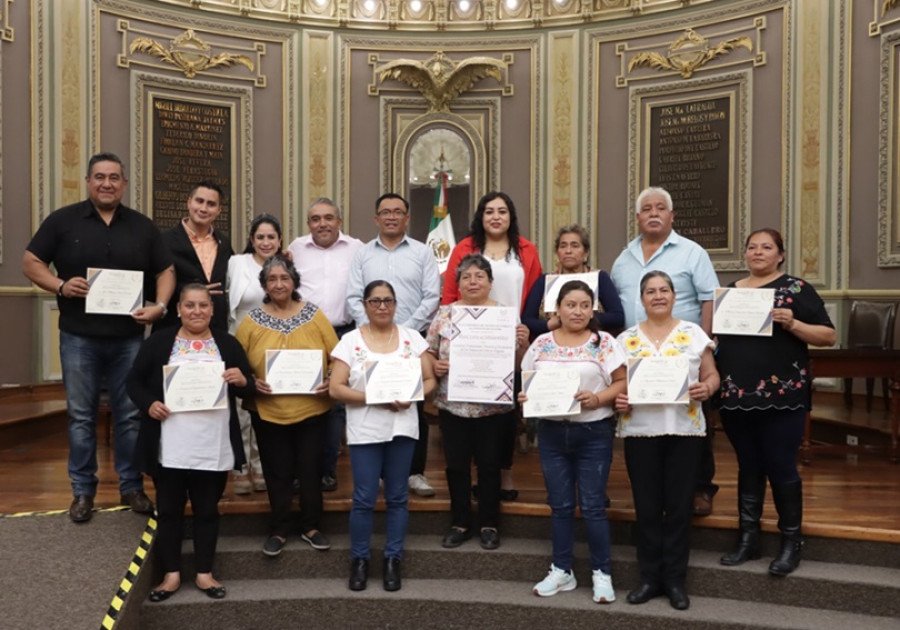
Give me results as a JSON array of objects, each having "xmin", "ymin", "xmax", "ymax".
[
  {"xmin": 720, "ymin": 471, "xmax": 766, "ymax": 566},
  {"xmin": 769, "ymin": 479, "xmax": 803, "ymax": 576},
  {"xmin": 349, "ymin": 558, "xmax": 368, "ymax": 591},
  {"xmin": 383, "ymin": 556, "xmax": 402, "ymax": 591}
]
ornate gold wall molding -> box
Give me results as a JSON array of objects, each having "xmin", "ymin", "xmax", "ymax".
[
  {"xmin": 59, "ymin": 2, "xmax": 85, "ymax": 207},
  {"xmin": 548, "ymin": 32, "xmax": 575, "ymax": 256},
  {"xmin": 870, "ymin": 0, "xmax": 900, "ymax": 36},
  {"xmin": 151, "ymin": 0, "xmax": 717, "ymax": 32},
  {"xmin": 616, "ymin": 20, "xmax": 764, "ymax": 86},
  {"xmin": 303, "ymin": 31, "xmax": 332, "ymax": 206},
  {"xmin": 627, "ymin": 71, "xmax": 752, "ymax": 272},
  {"xmin": 877, "ymin": 30, "xmax": 900, "ymax": 267},
  {"xmin": 798, "ymin": 0, "xmax": 821, "ymax": 283},
  {"xmin": 120, "ymin": 23, "xmax": 266, "ymax": 86}
]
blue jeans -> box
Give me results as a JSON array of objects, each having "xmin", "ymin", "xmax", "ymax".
[
  {"xmin": 349, "ymin": 436, "xmax": 415, "ymax": 560},
  {"xmin": 538, "ymin": 419, "xmax": 614, "ymax": 573},
  {"xmin": 59, "ymin": 331, "xmax": 144, "ymax": 497}
]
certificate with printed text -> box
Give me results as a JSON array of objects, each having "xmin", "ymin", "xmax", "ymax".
[
  {"xmin": 627, "ymin": 356, "xmax": 690, "ymax": 405},
  {"xmin": 163, "ymin": 361, "xmax": 227, "ymax": 412},
  {"xmin": 364, "ymin": 358, "xmax": 424, "ymax": 404},
  {"xmin": 265, "ymin": 349, "xmax": 324, "ymax": 394},
  {"xmin": 522, "ymin": 368, "xmax": 581, "ymax": 418},
  {"xmin": 447, "ymin": 306, "xmax": 517, "ymax": 404},
  {"xmin": 712, "ymin": 287, "xmax": 775, "ymax": 336},
  {"xmin": 542, "ymin": 272, "xmax": 599, "ymax": 313},
  {"xmin": 84, "ymin": 268, "xmax": 143, "ymax": 315}
]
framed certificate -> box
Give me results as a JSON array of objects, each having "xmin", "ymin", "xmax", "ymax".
[
  {"xmin": 542, "ymin": 272, "xmax": 599, "ymax": 313},
  {"xmin": 627, "ymin": 356, "xmax": 690, "ymax": 404},
  {"xmin": 712, "ymin": 287, "xmax": 775, "ymax": 336},
  {"xmin": 84, "ymin": 268, "xmax": 144, "ymax": 315},
  {"xmin": 522, "ymin": 368, "xmax": 581, "ymax": 418},
  {"xmin": 447, "ymin": 306, "xmax": 517, "ymax": 404},
  {"xmin": 265, "ymin": 349, "xmax": 324, "ymax": 394},
  {"xmin": 364, "ymin": 358, "xmax": 424, "ymax": 405},
  {"xmin": 163, "ymin": 361, "xmax": 227, "ymax": 412}
]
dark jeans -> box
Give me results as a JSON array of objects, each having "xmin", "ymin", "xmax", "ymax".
[
  {"xmin": 720, "ymin": 407, "xmax": 805, "ymax": 486},
  {"xmin": 696, "ymin": 401, "xmax": 719, "ymax": 496},
  {"xmin": 624, "ymin": 435, "xmax": 702, "ymax": 588},
  {"xmin": 154, "ymin": 467, "xmax": 228, "ymax": 574},
  {"xmin": 252, "ymin": 410, "xmax": 327, "ymax": 537},
  {"xmin": 538, "ymin": 419, "xmax": 615, "ymax": 573},
  {"xmin": 439, "ymin": 409, "xmax": 512, "ymax": 529}
]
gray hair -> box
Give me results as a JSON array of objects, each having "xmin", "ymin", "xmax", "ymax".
[
  {"xmin": 635, "ymin": 187, "xmax": 673, "ymax": 214},
  {"xmin": 307, "ymin": 197, "xmax": 342, "ymax": 221}
]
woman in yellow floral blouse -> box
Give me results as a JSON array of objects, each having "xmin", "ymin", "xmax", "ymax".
[{"xmin": 614, "ymin": 270, "xmax": 719, "ymax": 611}]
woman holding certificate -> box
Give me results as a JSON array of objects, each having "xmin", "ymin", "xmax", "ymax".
[
  {"xmin": 522, "ymin": 224, "xmax": 625, "ymax": 339},
  {"xmin": 226, "ymin": 214, "xmax": 284, "ymax": 495},
  {"xmin": 235, "ymin": 253, "xmax": 338, "ymax": 557},
  {"xmin": 614, "ymin": 271, "xmax": 719, "ymax": 611},
  {"xmin": 715, "ymin": 229, "xmax": 835, "ymax": 576},
  {"xmin": 329, "ymin": 280, "xmax": 436, "ymax": 592},
  {"xmin": 426, "ymin": 254, "xmax": 521, "ymax": 552},
  {"xmin": 519, "ymin": 279, "xmax": 626, "ymax": 603},
  {"xmin": 440, "ymin": 192, "xmax": 538, "ymax": 500},
  {"xmin": 128, "ymin": 283, "xmax": 255, "ymax": 602}
]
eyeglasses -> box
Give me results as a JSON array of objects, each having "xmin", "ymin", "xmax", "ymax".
[
  {"xmin": 365, "ymin": 297, "xmax": 396, "ymax": 308},
  {"xmin": 376, "ymin": 209, "xmax": 407, "ymax": 217}
]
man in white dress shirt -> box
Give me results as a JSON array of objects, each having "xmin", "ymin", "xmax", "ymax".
[
  {"xmin": 346, "ymin": 193, "xmax": 441, "ymax": 496},
  {"xmin": 289, "ymin": 198, "xmax": 363, "ymax": 492}
]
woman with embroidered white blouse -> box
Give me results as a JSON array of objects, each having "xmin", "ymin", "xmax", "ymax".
[
  {"xmin": 329, "ymin": 280, "xmax": 436, "ymax": 593},
  {"xmin": 614, "ymin": 271, "xmax": 719, "ymax": 612}
]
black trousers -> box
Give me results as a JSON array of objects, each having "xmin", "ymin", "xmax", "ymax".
[
  {"xmin": 695, "ymin": 401, "xmax": 719, "ymax": 495},
  {"xmin": 439, "ymin": 409, "xmax": 512, "ymax": 529},
  {"xmin": 624, "ymin": 435, "xmax": 702, "ymax": 588},
  {"xmin": 154, "ymin": 467, "xmax": 228, "ymax": 574},
  {"xmin": 409, "ymin": 400, "xmax": 430, "ymax": 476},
  {"xmin": 252, "ymin": 410, "xmax": 327, "ymax": 537},
  {"xmin": 720, "ymin": 407, "xmax": 805, "ymax": 486}
]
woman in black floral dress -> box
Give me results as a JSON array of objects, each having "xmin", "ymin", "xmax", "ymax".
[{"xmin": 715, "ymin": 228, "xmax": 835, "ymax": 576}]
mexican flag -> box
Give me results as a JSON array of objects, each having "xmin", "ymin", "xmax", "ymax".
[{"xmin": 426, "ymin": 172, "xmax": 455, "ymax": 274}]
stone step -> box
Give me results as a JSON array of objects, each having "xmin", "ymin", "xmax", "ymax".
[
  {"xmin": 138, "ymin": 577, "xmax": 900, "ymax": 630},
  {"xmin": 174, "ymin": 534, "xmax": 900, "ymax": 618}
]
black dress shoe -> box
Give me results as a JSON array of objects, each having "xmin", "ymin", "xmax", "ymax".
[
  {"xmin": 69, "ymin": 496, "xmax": 94, "ymax": 523},
  {"xmin": 148, "ymin": 588, "xmax": 178, "ymax": 603},
  {"xmin": 196, "ymin": 584, "xmax": 227, "ymax": 599},
  {"xmin": 383, "ymin": 557, "xmax": 401, "ymax": 591},
  {"xmin": 479, "ymin": 527, "xmax": 500, "ymax": 550},
  {"xmin": 349, "ymin": 558, "xmax": 368, "ymax": 591},
  {"xmin": 441, "ymin": 527, "xmax": 472, "ymax": 548},
  {"xmin": 120, "ymin": 490, "xmax": 155, "ymax": 514},
  {"xmin": 665, "ymin": 584, "xmax": 690, "ymax": 610},
  {"xmin": 626, "ymin": 583, "xmax": 663, "ymax": 604}
]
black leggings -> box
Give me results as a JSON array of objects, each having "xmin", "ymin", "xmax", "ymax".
[{"xmin": 720, "ymin": 407, "xmax": 805, "ymax": 486}]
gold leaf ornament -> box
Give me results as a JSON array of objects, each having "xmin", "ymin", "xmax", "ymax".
[
  {"xmin": 129, "ymin": 29, "xmax": 254, "ymax": 79},
  {"xmin": 628, "ymin": 28, "xmax": 752, "ymax": 79}
]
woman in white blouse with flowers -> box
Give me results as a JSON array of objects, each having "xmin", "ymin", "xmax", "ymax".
[{"xmin": 614, "ymin": 270, "xmax": 719, "ymax": 612}]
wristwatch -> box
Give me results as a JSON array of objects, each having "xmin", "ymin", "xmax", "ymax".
[
  {"xmin": 155, "ymin": 302, "xmax": 168, "ymax": 317},
  {"xmin": 57, "ymin": 279, "xmax": 66, "ymax": 296}
]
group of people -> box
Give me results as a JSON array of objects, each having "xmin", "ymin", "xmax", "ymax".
[{"xmin": 24, "ymin": 152, "xmax": 835, "ymax": 609}]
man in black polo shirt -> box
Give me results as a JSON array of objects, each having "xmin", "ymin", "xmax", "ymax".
[{"xmin": 22, "ymin": 152, "xmax": 174, "ymax": 523}]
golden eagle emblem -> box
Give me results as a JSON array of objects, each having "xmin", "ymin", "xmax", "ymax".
[
  {"xmin": 129, "ymin": 29, "xmax": 254, "ymax": 79},
  {"xmin": 628, "ymin": 28, "xmax": 752, "ymax": 79},
  {"xmin": 377, "ymin": 51, "xmax": 506, "ymax": 113}
]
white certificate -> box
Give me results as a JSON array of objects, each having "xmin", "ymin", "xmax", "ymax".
[
  {"xmin": 542, "ymin": 272, "xmax": 599, "ymax": 313},
  {"xmin": 265, "ymin": 349, "xmax": 324, "ymax": 394},
  {"xmin": 627, "ymin": 356, "xmax": 690, "ymax": 405},
  {"xmin": 364, "ymin": 358, "xmax": 424, "ymax": 405},
  {"xmin": 163, "ymin": 361, "xmax": 228, "ymax": 412},
  {"xmin": 84, "ymin": 268, "xmax": 144, "ymax": 315},
  {"xmin": 447, "ymin": 306, "xmax": 517, "ymax": 404},
  {"xmin": 712, "ymin": 287, "xmax": 775, "ymax": 336},
  {"xmin": 522, "ymin": 368, "xmax": 581, "ymax": 418}
]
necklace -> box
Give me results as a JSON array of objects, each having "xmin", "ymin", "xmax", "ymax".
[
  {"xmin": 640, "ymin": 319, "xmax": 676, "ymax": 348},
  {"xmin": 364, "ymin": 324, "xmax": 396, "ymax": 352}
]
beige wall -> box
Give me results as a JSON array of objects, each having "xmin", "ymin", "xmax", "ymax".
[{"xmin": 1, "ymin": 0, "xmax": 898, "ymax": 384}]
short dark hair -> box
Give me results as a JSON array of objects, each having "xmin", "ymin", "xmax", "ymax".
[
  {"xmin": 455, "ymin": 253, "xmax": 493, "ymax": 284},
  {"xmin": 259, "ymin": 253, "xmax": 301, "ymax": 303},
  {"xmin": 745, "ymin": 228, "xmax": 785, "ymax": 268},
  {"xmin": 554, "ymin": 224, "xmax": 591, "ymax": 253},
  {"xmin": 86, "ymin": 152, "xmax": 126, "ymax": 179},
  {"xmin": 189, "ymin": 181, "xmax": 225, "ymax": 204},
  {"xmin": 244, "ymin": 213, "xmax": 283, "ymax": 255},
  {"xmin": 375, "ymin": 193, "xmax": 409, "ymax": 213},
  {"xmin": 363, "ymin": 280, "xmax": 396, "ymax": 301},
  {"xmin": 556, "ymin": 279, "xmax": 601, "ymax": 345},
  {"xmin": 639, "ymin": 270, "xmax": 675, "ymax": 295}
]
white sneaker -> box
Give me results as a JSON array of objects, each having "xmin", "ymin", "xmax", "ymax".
[
  {"xmin": 533, "ymin": 564, "xmax": 577, "ymax": 597},
  {"xmin": 408, "ymin": 474, "xmax": 436, "ymax": 497},
  {"xmin": 232, "ymin": 474, "xmax": 252, "ymax": 495},
  {"xmin": 591, "ymin": 569, "xmax": 615, "ymax": 603}
]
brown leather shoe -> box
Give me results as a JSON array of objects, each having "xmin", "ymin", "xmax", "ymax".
[
  {"xmin": 692, "ymin": 490, "xmax": 713, "ymax": 517},
  {"xmin": 121, "ymin": 490, "xmax": 155, "ymax": 514},
  {"xmin": 69, "ymin": 496, "xmax": 94, "ymax": 523}
]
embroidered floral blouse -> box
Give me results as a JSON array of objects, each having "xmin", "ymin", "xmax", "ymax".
[
  {"xmin": 616, "ymin": 320, "xmax": 713, "ymax": 437},
  {"xmin": 715, "ymin": 274, "xmax": 834, "ymax": 411}
]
